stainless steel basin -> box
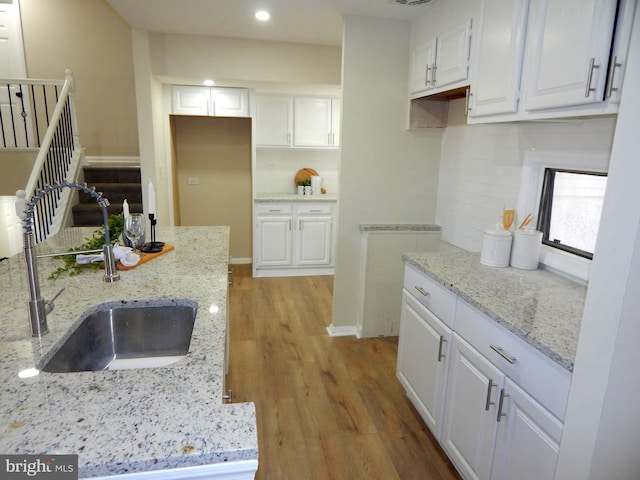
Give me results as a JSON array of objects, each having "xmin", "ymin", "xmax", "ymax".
[{"xmin": 40, "ymin": 300, "xmax": 198, "ymax": 373}]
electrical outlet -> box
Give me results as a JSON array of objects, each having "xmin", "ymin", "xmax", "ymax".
[{"xmin": 187, "ymin": 177, "xmax": 200, "ymax": 185}]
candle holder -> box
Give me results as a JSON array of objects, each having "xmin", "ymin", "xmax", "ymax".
[{"xmin": 140, "ymin": 214, "xmax": 165, "ymax": 253}]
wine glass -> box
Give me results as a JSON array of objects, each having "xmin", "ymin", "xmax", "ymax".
[{"xmin": 125, "ymin": 213, "xmax": 146, "ymax": 251}]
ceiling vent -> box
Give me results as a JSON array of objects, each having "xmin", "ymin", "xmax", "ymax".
[{"xmin": 394, "ymin": 0, "xmax": 431, "ymax": 5}]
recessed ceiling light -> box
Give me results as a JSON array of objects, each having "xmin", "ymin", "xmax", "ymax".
[
  {"xmin": 203, "ymin": 79, "xmax": 215, "ymax": 86},
  {"xmin": 255, "ymin": 10, "xmax": 270, "ymax": 21}
]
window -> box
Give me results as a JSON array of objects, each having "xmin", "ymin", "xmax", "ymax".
[{"xmin": 537, "ymin": 169, "xmax": 607, "ymax": 259}]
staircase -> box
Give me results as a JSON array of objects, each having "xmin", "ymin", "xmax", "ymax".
[{"xmin": 72, "ymin": 166, "xmax": 143, "ymax": 226}]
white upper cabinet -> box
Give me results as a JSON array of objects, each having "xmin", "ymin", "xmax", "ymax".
[
  {"xmin": 410, "ymin": 39, "xmax": 437, "ymax": 94},
  {"xmin": 255, "ymin": 95, "xmax": 293, "ymax": 146},
  {"xmin": 435, "ymin": 19, "xmax": 473, "ymax": 88},
  {"xmin": 294, "ymin": 97, "xmax": 333, "ymax": 147},
  {"xmin": 468, "ymin": 0, "xmax": 529, "ymax": 117},
  {"xmin": 172, "ymin": 86, "xmax": 249, "ymax": 117},
  {"xmin": 256, "ymin": 95, "xmax": 340, "ymax": 148},
  {"xmin": 521, "ymin": 0, "xmax": 618, "ymax": 111},
  {"xmin": 409, "ymin": 20, "xmax": 472, "ymax": 97}
]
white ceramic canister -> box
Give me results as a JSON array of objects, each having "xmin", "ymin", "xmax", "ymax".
[
  {"xmin": 311, "ymin": 175, "xmax": 322, "ymax": 195},
  {"xmin": 510, "ymin": 229, "xmax": 543, "ymax": 270},
  {"xmin": 480, "ymin": 229, "xmax": 513, "ymax": 267}
]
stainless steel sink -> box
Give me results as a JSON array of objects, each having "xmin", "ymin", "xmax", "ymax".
[{"xmin": 40, "ymin": 300, "xmax": 198, "ymax": 373}]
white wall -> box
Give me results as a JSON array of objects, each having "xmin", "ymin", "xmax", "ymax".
[
  {"xmin": 254, "ymin": 149, "xmax": 339, "ymax": 194},
  {"xmin": 436, "ymin": 115, "xmax": 616, "ymax": 253},
  {"xmin": 331, "ymin": 15, "xmax": 443, "ymax": 330},
  {"xmin": 149, "ymin": 33, "xmax": 341, "ymax": 88}
]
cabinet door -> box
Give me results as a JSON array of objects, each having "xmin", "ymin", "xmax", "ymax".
[
  {"xmin": 256, "ymin": 216, "xmax": 292, "ymax": 267},
  {"xmin": 435, "ymin": 19, "xmax": 472, "ymax": 88},
  {"xmin": 522, "ymin": 0, "xmax": 618, "ymax": 111},
  {"xmin": 410, "ymin": 39, "xmax": 437, "ymax": 94},
  {"xmin": 442, "ymin": 334, "xmax": 504, "ymax": 480},
  {"xmin": 296, "ymin": 216, "xmax": 332, "ymax": 266},
  {"xmin": 491, "ymin": 379, "xmax": 562, "ymax": 480},
  {"xmin": 469, "ymin": 0, "xmax": 528, "ymax": 117},
  {"xmin": 256, "ymin": 96, "xmax": 293, "ymax": 146},
  {"xmin": 330, "ymin": 98, "xmax": 341, "ymax": 147},
  {"xmin": 172, "ymin": 86, "xmax": 210, "ymax": 115},
  {"xmin": 211, "ymin": 87, "xmax": 249, "ymax": 117},
  {"xmin": 397, "ymin": 290, "xmax": 452, "ymax": 440},
  {"xmin": 293, "ymin": 97, "xmax": 332, "ymax": 147}
]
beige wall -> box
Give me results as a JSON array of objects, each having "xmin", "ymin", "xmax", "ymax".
[
  {"xmin": 19, "ymin": 0, "xmax": 139, "ymax": 157},
  {"xmin": 171, "ymin": 115, "xmax": 252, "ymax": 261},
  {"xmin": 150, "ymin": 33, "xmax": 342, "ymax": 88},
  {"xmin": 0, "ymin": 150, "xmax": 36, "ymax": 195}
]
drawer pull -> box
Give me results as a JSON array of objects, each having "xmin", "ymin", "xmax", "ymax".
[
  {"xmin": 437, "ymin": 336, "xmax": 447, "ymax": 362},
  {"xmin": 268, "ymin": 209, "xmax": 281, "ymax": 212},
  {"xmin": 497, "ymin": 388, "xmax": 510, "ymax": 422},
  {"xmin": 485, "ymin": 379, "xmax": 496, "ymax": 411},
  {"xmin": 490, "ymin": 344, "xmax": 516, "ymax": 364},
  {"xmin": 414, "ymin": 286, "xmax": 429, "ymax": 297}
]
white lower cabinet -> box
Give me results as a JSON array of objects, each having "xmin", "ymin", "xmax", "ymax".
[
  {"xmin": 397, "ymin": 290, "xmax": 452, "ymax": 438},
  {"xmin": 254, "ymin": 202, "xmax": 334, "ymax": 276},
  {"xmin": 397, "ymin": 263, "xmax": 570, "ymax": 480},
  {"xmin": 491, "ymin": 379, "xmax": 562, "ymax": 480},
  {"xmin": 442, "ymin": 334, "xmax": 503, "ymax": 480}
]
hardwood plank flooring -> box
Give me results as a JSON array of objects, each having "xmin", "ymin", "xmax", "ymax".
[{"xmin": 227, "ymin": 265, "xmax": 460, "ymax": 480}]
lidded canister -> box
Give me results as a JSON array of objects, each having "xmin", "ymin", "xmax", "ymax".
[
  {"xmin": 480, "ymin": 229, "xmax": 513, "ymax": 268},
  {"xmin": 510, "ymin": 229, "xmax": 543, "ymax": 270}
]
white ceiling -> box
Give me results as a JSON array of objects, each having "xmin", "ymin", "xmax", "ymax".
[{"xmin": 106, "ymin": 0, "xmax": 431, "ymax": 46}]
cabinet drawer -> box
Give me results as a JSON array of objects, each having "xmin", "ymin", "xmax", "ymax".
[
  {"xmin": 256, "ymin": 204, "xmax": 293, "ymax": 216},
  {"xmin": 297, "ymin": 204, "xmax": 332, "ymax": 215},
  {"xmin": 454, "ymin": 299, "xmax": 571, "ymax": 421},
  {"xmin": 403, "ymin": 263, "xmax": 456, "ymax": 328}
]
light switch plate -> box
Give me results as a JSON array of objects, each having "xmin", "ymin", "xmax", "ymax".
[{"xmin": 187, "ymin": 177, "xmax": 200, "ymax": 185}]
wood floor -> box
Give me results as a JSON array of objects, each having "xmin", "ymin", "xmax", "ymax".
[{"xmin": 227, "ymin": 265, "xmax": 460, "ymax": 480}]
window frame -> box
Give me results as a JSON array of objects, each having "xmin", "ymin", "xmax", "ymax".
[{"xmin": 537, "ymin": 168, "xmax": 607, "ymax": 260}]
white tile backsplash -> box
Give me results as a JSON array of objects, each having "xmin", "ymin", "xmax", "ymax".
[
  {"xmin": 435, "ymin": 117, "xmax": 617, "ymax": 253},
  {"xmin": 255, "ymin": 148, "xmax": 340, "ymax": 194}
]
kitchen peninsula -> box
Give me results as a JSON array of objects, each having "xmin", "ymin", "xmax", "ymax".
[{"xmin": 0, "ymin": 226, "xmax": 258, "ymax": 478}]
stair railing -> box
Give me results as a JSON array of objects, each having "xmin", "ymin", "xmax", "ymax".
[{"xmin": 9, "ymin": 70, "xmax": 83, "ymax": 243}]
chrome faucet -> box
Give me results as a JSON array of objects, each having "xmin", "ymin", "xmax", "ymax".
[{"xmin": 17, "ymin": 181, "xmax": 120, "ymax": 337}]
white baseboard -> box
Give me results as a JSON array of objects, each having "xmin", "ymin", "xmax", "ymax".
[
  {"xmin": 84, "ymin": 156, "xmax": 140, "ymax": 167},
  {"xmin": 229, "ymin": 257, "xmax": 252, "ymax": 265},
  {"xmin": 326, "ymin": 324, "xmax": 358, "ymax": 337}
]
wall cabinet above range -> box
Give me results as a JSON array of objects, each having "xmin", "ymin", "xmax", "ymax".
[
  {"xmin": 172, "ymin": 85, "xmax": 249, "ymax": 117},
  {"xmin": 409, "ymin": 19, "xmax": 473, "ymax": 97},
  {"xmin": 255, "ymin": 95, "xmax": 341, "ymax": 148}
]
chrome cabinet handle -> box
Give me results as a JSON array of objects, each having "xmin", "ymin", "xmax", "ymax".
[
  {"xmin": 288, "ymin": 219, "xmax": 291, "ymax": 231},
  {"xmin": 437, "ymin": 335, "xmax": 447, "ymax": 362},
  {"xmin": 485, "ymin": 379, "xmax": 496, "ymax": 411},
  {"xmin": 414, "ymin": 286, "xmax": 429, "ymax": 297},
  {"xmin": 585, "ymin": 57, "xmax": 600, "ymax": 97},
  {"xmin": 431, "ymin": 63, "xmax": 437, "ymax": 85},
  {"xmin": 425, "ymin": 64, "xmax": 431, "ymax": 86},
  {"xmin": 497, "ymin": 388, "xmax": 510, "ymax": 422},
  {"xmin": 606, "ymin": 55, "xmax": 622, "ymax": 99},
  {"xmin": 465, "ymin": 88, "xmax": 472, "ymax": 115},
  {"xmin": 490, "ymin": 344, "xmax": 516, "ymax": 364}
]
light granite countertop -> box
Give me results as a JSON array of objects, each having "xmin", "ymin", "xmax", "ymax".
[
  {"xmin": 254, "ymin": 192, "xmax": 338, "ymax": 202},
  {"xmin": 359, "ymin": 224, "xmax": 441, "ymax": 232},
  {"xmin": 403, "ymin": 243, "xmax": 587, "ymax": 371},
  {"xmin": 0, "ymin": 226, "xmax": 257, "ymax": 477}
]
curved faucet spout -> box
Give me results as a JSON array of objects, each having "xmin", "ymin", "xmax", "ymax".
[{"xmin": 17, "ymin": 181, "xmax": 120, "ymax": 337}]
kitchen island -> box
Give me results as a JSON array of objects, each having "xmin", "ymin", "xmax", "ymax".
[{"xmin": 0, "ymin": 226, "xmax": 258, "ymax": 478}]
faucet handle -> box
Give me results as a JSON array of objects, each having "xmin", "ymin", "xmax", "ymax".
[{"xmin": 45, "ymin": 287, "xmax": 65, "ymax": 314}]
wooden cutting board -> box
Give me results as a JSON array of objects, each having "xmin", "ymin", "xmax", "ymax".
[
  {"xmin": 106, "ymin": 244, "xmax": 175, "ymax": 271},
  {"xmin": 294, "ymin": 168, "xmax": 326, "ymax": 193},
  {"xmin": 294, "ymin": 168, "xmax": 319, "ymax": 186}
]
